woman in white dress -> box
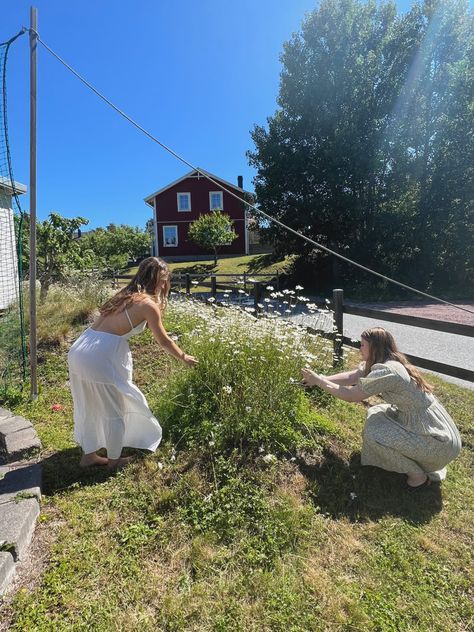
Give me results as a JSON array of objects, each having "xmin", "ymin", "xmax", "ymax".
[
  {"xmin": 301, "ymin": 327, "xmax": 461, "ymax": 490},
  {"xmin": 68, "ymin": 257, "xmax": 197, "ymax": 470}
]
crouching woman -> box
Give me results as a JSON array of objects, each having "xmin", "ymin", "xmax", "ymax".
[{"xmin": 301, "ymin": 327, "xmax": 461, "ymax": 489}]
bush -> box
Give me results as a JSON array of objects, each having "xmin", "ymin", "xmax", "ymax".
[
  {"xmin": 28, "ymin": 275, "xmax": 112, "ymax": 346},
  {"xmin": 157, "ymin": 299, "xmax": 337, "ymax": 455}
]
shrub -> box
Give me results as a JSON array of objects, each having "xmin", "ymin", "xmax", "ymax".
[{"xmin": 157, "ymin": 299, "xmax": 337, "ymax": 455}]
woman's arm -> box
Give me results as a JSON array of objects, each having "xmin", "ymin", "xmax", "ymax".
[
  {"xmin": 323, "ymin": 367, "xmax": 363, "ymax": 386},
  {"xmin": 142, "ymin": 301, "xmax": 198, "ymax": 367},
  {"xmin": 301, "ymin": 368, "xmax": 367, "ymax": 402}
]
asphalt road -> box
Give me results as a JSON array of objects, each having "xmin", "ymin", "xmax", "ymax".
[
  {"xmin": 344, "ymin": 313, "xmax": 473, "ymax": 390},
  {"xmin": 292, "ymin": 310, "xmax": 474, "ymax": 391}
]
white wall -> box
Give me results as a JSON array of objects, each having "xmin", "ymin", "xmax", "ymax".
[{"xmin": 0, "ymin": 203, "xmax": 19, "ymax": 310}]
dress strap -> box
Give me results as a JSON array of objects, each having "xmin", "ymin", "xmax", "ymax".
[{"xmin": 124, "ymin": 308, "xmax": 134, "ymax": 332}]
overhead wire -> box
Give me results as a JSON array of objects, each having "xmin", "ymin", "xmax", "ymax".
[{"xmin": 25, "ymin": 28, "xmax": 474, "ymax": 317}]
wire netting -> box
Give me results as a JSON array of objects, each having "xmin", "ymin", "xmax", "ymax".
[{"xmin": 0, "ymin": 31, "xmax": 28, "ymax": 392}]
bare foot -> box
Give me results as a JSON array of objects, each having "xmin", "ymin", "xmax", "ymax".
[
  {"xmin": 80, "ymin": 452, "xmax": 109, "ymax": 468},
  {"xmin": 407, "ymin": 473, "xmax": 430, "ymax": 488},
  {"xmin": 107, "ymin": 456, "xmax": 135, "ymax": 471}
]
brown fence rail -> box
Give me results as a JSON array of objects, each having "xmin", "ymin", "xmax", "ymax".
[{"xmin": 332, "ymin": 289, "xmax": 474, "ymax": 383}]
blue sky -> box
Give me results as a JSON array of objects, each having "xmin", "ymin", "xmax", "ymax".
[{"xmin": 2, "ymin": 0, "xmax": 414, "ymax": 230}]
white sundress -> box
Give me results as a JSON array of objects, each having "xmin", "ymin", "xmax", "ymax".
[{"xmin": 67, "ymin": 309, "xmax": 162, "ymax": 459}]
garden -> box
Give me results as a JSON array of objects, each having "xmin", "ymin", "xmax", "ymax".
[{"xmin": 0, "ymin": 280, "xmax": 473, "ymax": 631}]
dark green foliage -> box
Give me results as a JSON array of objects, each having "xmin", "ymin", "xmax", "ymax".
[{"xmin": 248, "ymin": 0, "xmax": 474, "ymax": 294}]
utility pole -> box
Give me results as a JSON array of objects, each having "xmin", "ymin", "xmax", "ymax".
[{"xmin": 29, "ymin": 7, "xmax": 38, "ymax": 399}]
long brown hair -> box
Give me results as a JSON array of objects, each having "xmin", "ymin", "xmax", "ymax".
[
  {"xmin": 361, "ymin": 327, "xmax": 433, "ymax": 393},
  {"xmin": 100, "ymin": 257, "xmax": 171, "ymax": 316}
]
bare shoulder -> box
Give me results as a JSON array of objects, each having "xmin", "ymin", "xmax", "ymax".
[{"xmin": 139, "ymin": 297, "xmax": 162, "ymax": 320}]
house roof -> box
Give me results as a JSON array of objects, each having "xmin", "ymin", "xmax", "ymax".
[
  {"xmin": 0, "ymin": 176, "xmax": 27, "ymax": 195},
  {"xmin": 144, "ymin": 168, "xmax": 251, "ymax": 207}
]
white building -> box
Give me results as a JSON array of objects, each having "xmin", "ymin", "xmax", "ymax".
[{"xmin": 0, "ymin": 176, "xmax": 27, "ymax": 310}]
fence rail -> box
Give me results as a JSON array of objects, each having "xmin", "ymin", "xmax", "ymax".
[
  {"xmin": 112, "ymin": 275, "xmax": 473, "ymax": 383},
  {"xmin": 332, "ymin": 289, "xmax": 474, "ymax": 383}
]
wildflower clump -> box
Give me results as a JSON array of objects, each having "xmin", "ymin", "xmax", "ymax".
[{"xmin": 157, "ymin": 299, "xmax": 336, "ymax": 455}]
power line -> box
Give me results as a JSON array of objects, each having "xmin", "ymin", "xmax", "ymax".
[{"xmin": 28, "ymin": 29, "xmax": 474, "ymax": 317}]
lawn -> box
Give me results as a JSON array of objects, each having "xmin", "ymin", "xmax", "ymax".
[
  {"xmin": 123, "ymin": 254, "xmax": 296, "ymax": 294},
  {"xmin": 126, "ymin": 253, "xmax": 293, "ymax": 277},
  {"xmin": 0, "ymin": 292, "xmax": 473, "ymax": 631}
]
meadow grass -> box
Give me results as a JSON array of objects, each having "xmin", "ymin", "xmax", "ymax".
[{"xmin": 0, "ymin": 295, "xmax": 473, "ymax": 631}]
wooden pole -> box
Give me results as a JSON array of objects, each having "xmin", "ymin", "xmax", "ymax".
[
  {"xmin": 29, "ymin": 7, "xmax": 38, "ymax": 400},
  {"xmin": 185, "ymin": 273, "xmax": 191, "ymax": 295},
  {"xmin": 332, "ymin": 288, "xmax": 344, "ymax": 367},
  {"xmin": 254, "ymin": 282, "xmax": 262, "ymax": 314},
  {"xmin": 211, "ymin": 275, "xmax": 217, "ymax": 298}
]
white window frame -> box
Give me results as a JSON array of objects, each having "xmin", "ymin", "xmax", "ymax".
[
  {"xmin": 177, "ymin": 192, "xmax": 191, "ymax": 212},
  {"xmin": 209, "ymin": 191, "xmax": 223, "ymax": 211},
  {"xmin": 163, "ymin": 225, "xmax": 178, "ymax": 247}
]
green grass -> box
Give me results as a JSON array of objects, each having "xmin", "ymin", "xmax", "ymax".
[
  {"xmin": 124, "ymin": 254, "xmax": 296, "ymax": 292},
  {"xmin": 1, "ymin": 297, "xmax": 473, "ymax": 631}
]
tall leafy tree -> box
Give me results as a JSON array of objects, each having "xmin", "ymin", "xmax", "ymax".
[{"xmin": 248, "ymin": 0, "xmax": 473, "ymax": 291}]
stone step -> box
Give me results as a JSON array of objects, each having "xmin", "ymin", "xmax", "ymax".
[
  {"xmin": 0, "ymin": 463, "xmax": 42, "ymax": 505},
  {"xmin": 0, "ymin": 408, "xmax": 13, "ymax": 422},
  {"xmin": 0, "ymin": 551, "xmax": 15, "ymax": 595},
  {"xmin": 0, "ymin": 424, "xmax": 41, "ymax": 461},
  {"xmin": 0, "ymin": 416, "xmax": 32, "ymax": 435},
  {"xmin": 0, "ymin": 499, "xmax": 40, "ymax": 561}
]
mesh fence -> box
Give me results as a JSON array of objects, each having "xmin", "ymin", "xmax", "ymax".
[{"xmin": 0, "ymin": 31, "xmax": 28, "ymax": 391}]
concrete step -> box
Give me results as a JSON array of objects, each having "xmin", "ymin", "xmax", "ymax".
[
  {"xmin": 0, "ymin": 499, "xmax": 40, "ymax": 561},
  {"xmin": 0, "ymin": 551, "xmax": 15, "ymax": 595},
  {"xmin": 0, "ymin": 408, "xmax": 13, "ymax": 422},
  {"xmin": 0, "ymin": 419, "xmax": 42, "ymax": 462},
  {"xmin": 0, "ymin": 462, "xmax": 42, "ymax": 506}
]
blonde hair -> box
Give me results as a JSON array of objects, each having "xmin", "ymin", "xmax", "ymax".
[
  {"xmin": 361, "ymin": 327, "xmax": 433, "ymax": 393},
  {"xmin": 100, "ymin": 257, "xmax": 170, "ymax": 316}
]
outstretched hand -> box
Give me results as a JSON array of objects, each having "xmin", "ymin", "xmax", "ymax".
[
  {"xmin": 182, "ymin": 354, "xmax": 198, "ymax": 367},
  {"xmin": 301, "ymin": 367, "xmax": 323, "ymax": 387}
]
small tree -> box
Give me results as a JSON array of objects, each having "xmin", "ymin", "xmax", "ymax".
[
  {"xmin": 188, "ymin": 210, "xmax": 237, "ymax": 265},
  {"xmin": 36, "ymin": 212, "xmax": 90, "ymax": 300}
]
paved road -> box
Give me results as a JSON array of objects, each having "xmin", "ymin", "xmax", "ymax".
[
  {"xmin": 292, "ymin": 310, "xmax": 474, "ymax": 391},
  {"xmin": 184, "ymin": 292, "xmax": 474, "ymax": 390}
]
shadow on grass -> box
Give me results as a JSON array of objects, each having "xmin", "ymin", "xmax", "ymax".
[
  {"xmin": 243, "ymin": 253, "xmax": 284, "ymax": 273},
  {"xmin": 299, "ymin": 446, "xmax": 442, "ymax": 525},
  {"xmin": 171, "ymin": 263, "xmax": 216, "ymax": 275},
  {"xmin": 40, "ymin": 447, "xmax": 144, "ymax": 496}
]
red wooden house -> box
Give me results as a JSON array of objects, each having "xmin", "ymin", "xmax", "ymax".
[{"xmin": 144, "ymin": 169, "xmax": 251, "ymax": 259}]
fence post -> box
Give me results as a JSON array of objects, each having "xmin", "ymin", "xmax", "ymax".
[
  {"xmin": 243, "ymin": 273, "xmax": 247, "ymax": 293},
  {"xmin": 332, "ymin": 288, "xmax": 344, "ymax": 367},
  {"xmin": 211, "ymin": 275, "xmax": 217, "ymax": 298},
  {"xmin": 254, "ymin": 282, "xmax": 262, "ymax": 314},
  {"xmin": 276, "ymin": 271, "xmax": 280, "ymax": 291},
  {"xmin": 186, "ymin": 274, "xmax": 191, "ymax": 296}
]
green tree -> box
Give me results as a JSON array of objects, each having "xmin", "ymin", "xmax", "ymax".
[
  {"xmin": 188, "ymin": 211, "xmax": 237, "ymax": 265},
  {"xmin": 80, "ymin": 223, "xmax": 151, "ymax": 274},
  {"xmin": 248, "ymin": 0, "xmax": 473, "ymax": 292},
  {"xmin": 36, "ymin": 213, "xmax": 90, "ymax": 300}
]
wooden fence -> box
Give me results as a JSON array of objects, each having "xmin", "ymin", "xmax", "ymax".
[
  {"xmin": 114, "ymin": 271, "xmax": 280, "ymax": 311},
  {"xmin": 331, "ymin": 289, "xmax": 474, "ymax": 383},
  {"xmin": 113, "ymin": 274, "xmax": 474, "ymax": 383}
]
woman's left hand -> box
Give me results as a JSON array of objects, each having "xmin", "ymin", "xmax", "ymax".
[{"xmin": 301, "ymin": 368, "xmax": 322, "ymax": 387}]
